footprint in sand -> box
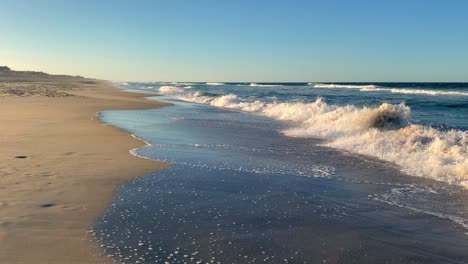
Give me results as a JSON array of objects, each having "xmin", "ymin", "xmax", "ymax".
[{"xmin": 40, "ymin": 203, "xmax": 56, "ymax": 208}]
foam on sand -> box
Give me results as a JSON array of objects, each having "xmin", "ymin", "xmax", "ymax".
[{"xmin": 159, "ymin": 87, "xmax": 468, "ymax": 187}]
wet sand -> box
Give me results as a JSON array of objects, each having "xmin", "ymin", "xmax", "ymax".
[
  {"xmin": 95, "ymin": 96, "xmax": 468, "ymax": 263},
  {"xmin": 0, "ymin": 73, "xmax": 170, "ymax": 263},
  {"xmin": 96, "ymin": 165, "xmax": 468, "ymax": 263}
]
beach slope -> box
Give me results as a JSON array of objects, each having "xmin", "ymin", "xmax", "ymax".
[{"xmin": 0, "ymin": 71, "xmax": 169, "ymax": 263}]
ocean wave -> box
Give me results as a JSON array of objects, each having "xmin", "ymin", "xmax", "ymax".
[
  {"xmin": 249, "ymin": 83, "xmax": 281, "ymax": 87},
  {"xmin": 159, "ymin": 86, "xmax": 468, "ymax": 188},
  {"xmin": 171, "ymin": 82, "xmax": 195, "ymax": 86},
  {"xmin": 383, "ymin": 88, "xmax": 468, "ymax": 96},
  {"xmin": 159, "ymin": 83, "xmax": 193, "ymax": 89},
  {"xmin": 195, "ymin": 91, "xmax": 219, "ymax": 97},
  {"xmin": 314, "ymin": 83, "xmax": 468, "ymax": 96},
  {"xmin": 158, "ymin": 86, "xmax": 184, "ymax": 94},
  {"xmin": 313, "ymin": 83, "xmax": 379, "ymax": 89},
  {"xmin": 206, "ymin": 82, "xmax": 225, "ymax": 86}
]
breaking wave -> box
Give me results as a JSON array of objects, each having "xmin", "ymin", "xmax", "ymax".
[
  {"xmin": 158, "ymin": 86, "xmax": 183, "ymax": 94},
  {"xmin": 313, "ymin": 83, "xmax": 379, "ymax": 89},
  {"xmin": 370, "ymin": 88, "xmax": 468, "ymax": 96},
  {"xmin": 159, "ymin": 87, "xmax": 468, "ymax": 187},
  {"xmin": 206, "ymin": 82, "xmax": 225, "ymax": 86},
  {"xmin": 313, "ymin": 83, "xmax": 468, "ymax": 96},
  {"xmin": 249, "ymin": 83, "xmax": 282, "ymax": 87}
]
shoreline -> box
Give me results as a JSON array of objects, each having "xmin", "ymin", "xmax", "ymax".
[
  {"xmin": 99, "ymin": 110, "xmax": 159, "ymax": 161},
  {"xmin": 0, "ymin": 79, "xmax": 171, "ymax": 263},
  {"xmin": 128, "ymin": 134, "xmax": 158, "ymax": 161},
  {"xmin": 95, "ymin": 91, "xmax": 468, "ymax": 263}
]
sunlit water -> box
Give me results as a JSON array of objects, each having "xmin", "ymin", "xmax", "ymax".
[{"xmin": 93, "ymin": 83, "xmax": 468, "ymax": 263}]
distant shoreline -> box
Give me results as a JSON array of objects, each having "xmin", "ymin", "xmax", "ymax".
[{"xmin": 0, "ymin": 72, "xmax": 170, "ymax": 263}]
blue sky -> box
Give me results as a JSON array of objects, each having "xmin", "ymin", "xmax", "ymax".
[{"xmin": 1, "ymin": 0, "xmax": 467, "ymax": 82}]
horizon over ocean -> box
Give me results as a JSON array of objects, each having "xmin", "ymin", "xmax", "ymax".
[
  {"xmin": 120, "ymin": 81, "xmax": 468, "ymax": 87},
  {"xmin": 4, "ymin": 0, "xmax": 468, "ymax": 262},
  {"xmin": 94, "ymin": 81, "xmax": 467, "ymax": 263}
]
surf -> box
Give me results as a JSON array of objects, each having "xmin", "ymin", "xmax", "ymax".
[
  {"xmin": 159, "ymin": 86, "xmax": 468, "ymax": 188},
  {"xmin": 313, "ymin": 83, "xmax": 468, "ymax": 96}
]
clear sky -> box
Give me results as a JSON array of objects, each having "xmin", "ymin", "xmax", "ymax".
[{"xmin": 1, "ymin": 0, "xmax": 467, "ymax": 82}]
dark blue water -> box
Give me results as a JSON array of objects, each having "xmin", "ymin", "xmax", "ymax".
[{"xmin": 93, "ymin": 84, "xmax": 468, "ymax": 263}]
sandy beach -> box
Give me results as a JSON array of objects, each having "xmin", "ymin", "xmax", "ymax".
[
  {"xmin": 2, "ymin": 2, "xmax": 466, "ymax": 263},
  {"xmin": 0, "ymin": 72, "xmax": 170, "ymax": 263}
]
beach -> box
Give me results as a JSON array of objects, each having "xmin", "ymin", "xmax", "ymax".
[
  {"xmin": 0, "ymin": 73, "xmax": 169, "ymax": 263},
  {"xmin": 2, "ymin": 1, "xmax": 466, "ymax": 262},
  {"xmin": 1, "ymin": 74, "xmax": 467, "ymax": 264}
]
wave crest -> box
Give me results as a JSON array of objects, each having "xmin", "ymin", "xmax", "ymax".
[
  {"xmin": 158, "ymin": 87, "xmax": 468, "ymax": 187},
  {"xmin": 313, "ymin": 83, "xmax": 379, "ymax": 89},
  {"xmin": 367, "ymin": 103, "xmax": 410, "ymax": 130},
  {"xmin": 159, "ymin": 86, "xmax": 184, "ymax": 94},
  {"xmin": 314, "ymin": 83, "xmax": 468, "ymax": 96},
  {"xmin": 249, "ymin": 83, "xmax": 281, "ymax": 87}
]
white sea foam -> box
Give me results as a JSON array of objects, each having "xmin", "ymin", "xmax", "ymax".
[
  {"xmin": 206, "ymin": 82, "xmax": 225, "ymax": 86},
  {"xmin": 249, "ymin": 83, "xmax": 281, "ymax": 87},
  {"xmin": 159, "ymin": 83, "xmax": 193, "ymax": 89},
  {"xmin": 313, "ymin": 83, "xmax": 379, "ymax": 89},
  {"xmin": 159, "ymin": 86, "xmax": 184, "ymax": 94},
  {"xmin": 384, "ymin": 88, "xmax": 468, "ymax": 96},
  {"xmin": 374, "ymin": 185, "xmax": 468, "ymax": 230},
  {"xmin": 129, "ymin": 134, "xmax": 154, "ymax": 161},
  {"xmin": 314, "ymin": 83, "xmax": 468, "ymax": 96},
  {"xmin": 159, "ymin": 86, "xmax": 468, "ymax": 187},
  {"xmin": 172, "ymin": 82, "xmax": 195, "ymax": 86}
]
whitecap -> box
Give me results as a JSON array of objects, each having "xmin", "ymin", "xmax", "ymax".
[
  {"xmin": 158, "ymin": 86, "xmax": 468, "ymax": 188},
  {"xmin": 314, "ymin": 83, "xmax": 468, "ymax": 96},
  {"xmin": 249, "ymin": 83, "xmax": 281, "ymax": 87}
]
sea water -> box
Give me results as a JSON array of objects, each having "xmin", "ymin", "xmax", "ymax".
[{"xmin": 94, "ymin": 82, "xmax": 467, "ymax": 263}]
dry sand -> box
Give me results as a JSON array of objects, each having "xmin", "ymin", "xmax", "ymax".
[{"xmin": 0, "ymin": 73, "xmax": 170, "ymax": 263}]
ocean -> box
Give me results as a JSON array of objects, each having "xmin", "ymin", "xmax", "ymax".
[{"xmin": 94, "ymin": 82, "xmax": 468, "ymax": 263}]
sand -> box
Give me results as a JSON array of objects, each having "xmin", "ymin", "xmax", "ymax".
[{"xmin": 0, "ymin": 73, "xmax": 170, "ymax": 263}]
